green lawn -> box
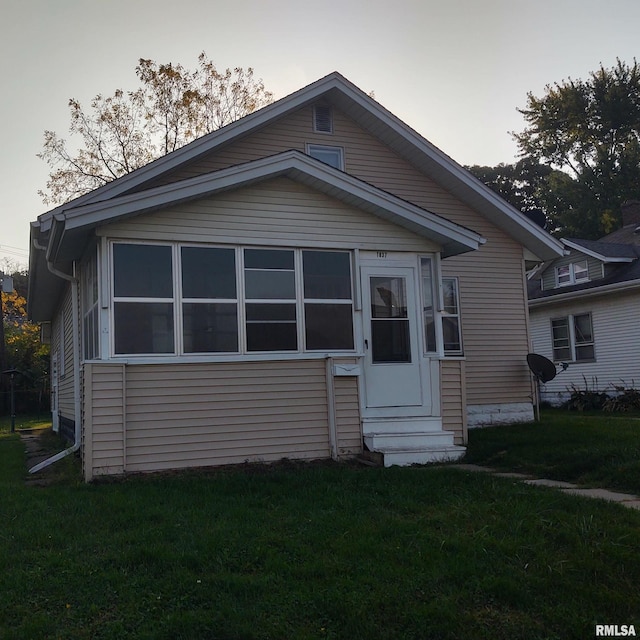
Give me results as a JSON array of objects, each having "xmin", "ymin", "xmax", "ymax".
[
  {"xmin": 2, "ymin": 420, "xmax": 640, "ymax": 639},
  {"xmin": 464, "ymin": 409, "xmax": 640, "ymax": 494}
]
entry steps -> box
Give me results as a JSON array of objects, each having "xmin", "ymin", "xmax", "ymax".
[{"xmin": 362, "ymin": 418, "xmax": 465, "ymax": 467}]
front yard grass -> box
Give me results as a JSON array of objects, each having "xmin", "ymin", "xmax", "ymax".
[
  {"xmin": 2, "ymin": 423, "xmax": 640, "ymax": 639},
  {"xmin": 464, "ymin": 409, "xmax": 640, "ymax": 494}
]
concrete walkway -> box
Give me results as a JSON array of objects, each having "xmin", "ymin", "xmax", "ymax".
[{"xmin": 451, "ymin": 464, "xmax": 640, "ymax": 510}]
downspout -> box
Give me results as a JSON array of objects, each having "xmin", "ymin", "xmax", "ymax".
[{"xmin": 29, "ymin": 239, "xmax": 82, "ymax": 473}]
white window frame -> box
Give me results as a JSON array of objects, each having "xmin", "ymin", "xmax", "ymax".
[
  {"xmin": 555, "ymin": 260, "xmax": 589, "ymax": 287},
  {"xmin": 108, "ymin": 241, "xmax": 355, "ymax": 359},
  {"xmin": 551, "ymin": 312, "xmax": 595, "ymax": 362},
  {"xmin": 306, "ymin": 144, "xmax": 345, "ymax": 171}
]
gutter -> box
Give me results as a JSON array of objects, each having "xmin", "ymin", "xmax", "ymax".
[{"xmin": 29, "ymin": 238, "xmax": 82, "ymax": 473}]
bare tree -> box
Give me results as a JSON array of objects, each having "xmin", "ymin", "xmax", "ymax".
[{"xmin": 39, "ymin": 53, "xmax": 273, "ymax": 206}]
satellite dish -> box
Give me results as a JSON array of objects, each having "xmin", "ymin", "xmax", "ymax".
[{"xmin": 526, "ymin": 353, "xmax": 558, "ymax": 383}]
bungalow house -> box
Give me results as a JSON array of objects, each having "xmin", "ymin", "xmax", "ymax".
[
  {"xmin": 28, "ymin": 72, "xmax": 563, "ymax": 480},
  {"xmin": 528, "ymin": 201, "xmax": 640, "ymax": 404}
]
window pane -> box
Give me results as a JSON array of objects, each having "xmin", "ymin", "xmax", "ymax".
[
  {"xmin": 183, "ymin": 303, "xmax": 238, "ymax": 353},
  {"xmin": 114, "ymin": 244, "xmax": 172, "ymax": 298},
  {"xmin": 245, "ymin": 270, "xmax": 295, "ymax": 299},
  {"xmin": 575, "ymin": 345, "xmax": 595, "ymax": 361},
  {"xmin": 244, "ymin": 249, "xmax": 294, "ymax": 270},
  {"xmin": 421, "ymin": 258, "xmax": 437, "ymax": 352},
  {"xmin": 308, "ymin": 146, "xmax": 343, "ymax": 169},
  {"xmin": 552, "ymin": 317, "xmax": 570, "ymax": 361},
  {"xmin": 303, "ymin": 251, "xmax": 352, "ymax": 299},
  {"xmin": 556, "ymin": 265, "xmax": 571, "ymax": 285},
  {"xmin": 442, "ymin": 279, "xmax": 458, "ymax": 314},
  {"xmin": 246, "ymin": 303, "xmax": 297, "ymax": 352},
  {"xmin": 181, "ymin": 247, "xmax": 236, "ymax": 299},
  {"xmin": 574, "ymin": 313, "xmax": 593, "ymax": 343},
  {"xmin": 305, "ymin": 303, "xmax": 354, "ymax": 350},
  {"xmin": 443, "ymin": 317, "xmax": 461, "ymax": 353},
  {"xmin": 246, "ymin": 303, "xmax": 296, "ymax": 322},
  {"xmin": 370, "ymin": 277, "xmax": 407, "ymax": 319},
  {"xmin": 114, "ymin": 302, "xmax": 174, "ymax": 354},
  {"xmin": 574, "ymin": 261, "xmax": 588, "ymax": 282},
  {"xmin": 371, "ymin": 319, "xmax": 410, "ymax": 363}
]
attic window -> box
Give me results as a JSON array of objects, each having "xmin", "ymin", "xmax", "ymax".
[
  {"xmin": 313, "ymin": 104, "xmax": 333, "ymax": 133},
  {"xmin": 306, "ymin": 144, "xmax": 344, "ymax": 170},
  {"xmin": 555, "ymin": 260, "xmax": 588, "ymax": 287}
]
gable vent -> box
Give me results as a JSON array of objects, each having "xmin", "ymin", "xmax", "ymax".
[{"xmin": 314, "ymin": 104, "xmax": 333, "ymax": 133}]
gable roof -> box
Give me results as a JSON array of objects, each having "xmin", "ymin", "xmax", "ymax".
[
  {"xmin": 529, "ymin": 237, "xmax": 640, "ymax": 306},
  {"xmin": 563, "ymin": 238, "xmax": 639, "ymax": 262},
  {"xmin": 33, "ymin": 71, "xmax": 563, "ymax": 262},
  {"xmin": 29, "ymin": 151, "xmax": 485, "ymax": 320}
]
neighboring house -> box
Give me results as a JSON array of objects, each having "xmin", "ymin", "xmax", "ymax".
[
  {"xmin": 29, "ymin": 72, "xmax": 563, "ymax": 480},
  {"xmin": 528, "ymin": 201, "xmax": 640, "ymax": 405}
]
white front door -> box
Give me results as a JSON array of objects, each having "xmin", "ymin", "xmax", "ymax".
[{"xmin": 361, "ymin": 264, "xmax": 430, "ymax": 415}]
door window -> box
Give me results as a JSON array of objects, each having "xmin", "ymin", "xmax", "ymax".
[{"xmin": 369, "ymin": 276, "xmax": 411, "ymax": 363}]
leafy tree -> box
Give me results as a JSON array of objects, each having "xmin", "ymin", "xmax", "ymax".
[
  {"xmin": 467, "ymin": 159, "xmax": 558, "ymax": 226},
  {"xmin": 513, "ymin": 58, "xmax": 640, "ymax": 238},
  {"xmin": 38, "ymin": 53, "xmax": 274, "ymax": 206},
  {"xmin": 1, "ymin": 266, "xmax": 49, "ymax": 414}
]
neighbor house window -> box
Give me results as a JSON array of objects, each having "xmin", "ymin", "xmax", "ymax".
[
  {"xmin": 551, "ymin": 313, "xmax": 594, "ymax": 362},
  {"xmin": 111, "ymin": 243, "xmax": 354, "ymax": 356},
  {"xmin": 442, "ymin": 278, "xmax": 462, "ymax": 355},
  {"xmin": 306, "ymin": 144, "xmax": 344, "ymax": 170},
  {"xmin": 82, "ymin": 254, "xmax": 99, "ymax": 360},
  {"xmin": 555, "ymin": 260, "xmax": 589, "ymax": 287}
]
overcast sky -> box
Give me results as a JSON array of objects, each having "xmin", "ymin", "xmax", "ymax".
[{"xmin": 1, "ymin": 0, "xmax": 638, "ymax": 267}]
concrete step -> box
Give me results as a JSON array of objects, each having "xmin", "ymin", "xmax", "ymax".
[
  {"xmin": 380, "ymin": 445, "xmax": 466, "ymax": 467},
  {"xmin": 364, "ymin": 430, "xmax": 456, "ymax": 450}
]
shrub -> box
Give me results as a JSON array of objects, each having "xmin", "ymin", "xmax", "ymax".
[
  {"xmin": 603, "ymin": 385, "xmax": 640, "ymax": 413},
  {"xmin": 562, "ymin": 377, "xmax": 609, "ymax": 411}
]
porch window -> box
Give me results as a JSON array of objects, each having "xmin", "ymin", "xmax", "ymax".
[
  {"xmin": 442, "ymin": 278, "xmax": 462, "ymax": 355},
  {"xmin": 551, "ymin": 313, "xmax": 594, "ymax": 362},
  {"xmin": 110, "ymin": 242, "xmax": 355, "ymax": 356},
  {"xmin": 303, "ymin": 250, "xmax": 354, "ymax": 350},
  {"xmin": 82, "ymin": 253, "xmax": 99, "ymax": 360},
  {"xmin": 244, "ymin": 249, "xmax": 297, "ymax": 352},
  {"xmin": 420, "ymin": 257, "xmax": 437, "ymax": 352},
  {"xmin": 181, "ymin": 246, "xmax": 238, "ymax": 353},
  {"xmin": 113, "ymin": 243, "xmax": 174, "ymax": 354}
]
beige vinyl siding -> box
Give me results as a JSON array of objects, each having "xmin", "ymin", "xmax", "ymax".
[
  {"xmin": 83, "ymin": 362, "xmax": 126, "ymax": 479},
  {"xmin": 332, "ymin": 359, "xmax": 362, "ymax": 457},
  {"xmin": 99, "ymin": 177, "xmax": 438, "ymax": 253},
  {"xmin": 84, "ymin": 360, "xmax": 339, "ymax": 478},
  {"xmin": 441, "ymin": 360, "xmax": 467, "ymax": 445},
  {"xmin": 125, "ymin": 360, "xmax": 331, "ymax": 472},
  {"xmin": 132, "ymin": 104, "xmax": 532, "ymax": 409}
]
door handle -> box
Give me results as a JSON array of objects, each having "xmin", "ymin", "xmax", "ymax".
[{"xmin": 364, "ymin": 339, "xmax": 369, "ymax": 350}]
